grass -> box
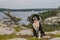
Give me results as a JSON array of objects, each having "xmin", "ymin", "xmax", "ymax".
[
  {"xmin": 51, "ymin": 34, "xmax": 60, "ymax": 37},
  {"xmin": 27, "ymin": 33, "xmax": 60, "ymax": 40},
  {"xmin": 0, "ymin": 34, "xmax": 18, "ymax": 40},
  {"xmin": 27, "ymin": 38, "xmax": 41, "ymax": 40},
  {"xmin": 13, "ymin": 27, "xmax": 20, "ymax": 32},
  {"xmin": 0, "ymin": 33, "xmax": 32, "ymax": 40},
  {"xmin": 13, "ymin": 25, "xmax": 26, "ymax": 32},
  {"xmin": 27, "ymin": 38, "xmax": 51, "ymax": 40},
  {"xmin": 42, "ymin": 24, "xmax": 60, "ymax": 32},
  {"xmin": 0, "ymin": 33, "xmax": 60, "ymax": 40}
]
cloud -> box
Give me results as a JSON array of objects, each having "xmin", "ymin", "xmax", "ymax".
[{"xmin": 0, "ymin": 0, "xmax": 60, "ymax": 9}]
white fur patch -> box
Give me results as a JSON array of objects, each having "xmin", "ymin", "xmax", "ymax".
[{"xmin": 33, "ymin": 21, "xmax": 39, "ymax": 31}]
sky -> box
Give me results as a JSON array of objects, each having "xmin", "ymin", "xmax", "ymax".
[{"xmin": 0, "ymin": 0, "xmax": 60, "ymax": 9}]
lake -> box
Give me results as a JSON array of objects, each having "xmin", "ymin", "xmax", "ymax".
[{"xmin": 0, "ymin": 11, "xmax": 39, "ymax": 25}]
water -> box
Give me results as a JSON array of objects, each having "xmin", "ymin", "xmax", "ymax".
[{"xmin": 0, "ymin": 11, "xmax": 39, "ymax": 25}]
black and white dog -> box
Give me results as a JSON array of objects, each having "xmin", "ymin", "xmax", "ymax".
[{"xmin": 32, "ymin": 14, "xmax": 45, "ymax": 38}]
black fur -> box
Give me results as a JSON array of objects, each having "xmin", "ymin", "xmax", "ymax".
[{"xmin": 32, "ymin": 14, "xmax": 40, "ymax": 22}]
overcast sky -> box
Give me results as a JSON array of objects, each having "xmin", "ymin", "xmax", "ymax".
[{"xmin": 0, "ymin": 0, "xmax": 60, "ymax": 9}]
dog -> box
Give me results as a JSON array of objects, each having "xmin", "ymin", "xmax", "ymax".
[{"xmin": 32, "ymin": 14, "xmax": 45, "ymax": 38}]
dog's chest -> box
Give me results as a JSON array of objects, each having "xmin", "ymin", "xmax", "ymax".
[{"xmin": 33, "ymin": 22, "xmax": 39, "ymax": 30}]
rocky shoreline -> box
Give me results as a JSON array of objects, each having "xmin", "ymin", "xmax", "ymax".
[{"xmin": 0, "ymin": 20, "xmax": 60, "ymax": 40}]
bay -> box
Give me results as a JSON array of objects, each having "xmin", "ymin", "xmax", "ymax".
[{"xmin": 0, "ymin": 11, "xmax": 39, "ymax": 25}]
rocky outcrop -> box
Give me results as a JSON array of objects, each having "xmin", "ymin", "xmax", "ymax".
[
  {"xmin": 0, "ymin": 27, "xmax": 15, "ymax": 35},
  {"xmin": 44, "ymin": 16, "xmax": 60, "ymax": 25},
  {"xmin": 50, "ymin": 38, "xmax": 60, "ymax": 40},
  {"xmin": 8, "ymin": 38, "xmax": 26, "ymax": 40},
  {"xmin": 0, "ymin": 20, "xmax": 33, "ymax": 35},
  {"xmin": 0, "ymin": 20, "xmax": 7, "ymax": 27},
  {"xmin": 45, "ymin": 30, "xmax": 60, "ymax": 35},
  {"xmin": 0, "ymin": 20, "xmax": 15, "ymax": 35},
  {"xmin": 16, "ymin": 30, "xmax": 33, "ymax": 36}
]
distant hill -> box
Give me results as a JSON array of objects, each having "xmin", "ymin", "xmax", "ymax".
[{"xmin": 0, "ymin": 8, "xmax": 57, "ymax": 12}]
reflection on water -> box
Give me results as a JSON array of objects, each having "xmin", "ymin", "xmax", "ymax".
[{"xmin": 0, "ymin": 11, "xmax": 39, "ymax": 24}]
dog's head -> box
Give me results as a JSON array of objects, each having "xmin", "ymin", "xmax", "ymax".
[{"xmin": 32, "ymin": 14, "xmax": 40, "ymax": 22}]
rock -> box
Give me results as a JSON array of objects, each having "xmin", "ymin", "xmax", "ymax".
[
  {"xmin": 0, "ymin": 21, "xmax": 7, "ymax": 27},
  {"xmin": 44, "ymin": 16, "xmax": 60, "ymax": 25},
  {"xmin": 10, "ymin": 24, "xmax": 19, "ymax": 27},
  {"xmin": 50, "ymin": 38, "xmax": 60, "ymax": 40},
  {"xmin": 19, "ymin": 26, "xmax": 28, "ymax": 30},
  {"xmin": 45, "ymin": 31, "xmax": 60, "ymax": 35},
  {"xmin": 8, "ymin": 38, "xmax": 26, "ymax": 40},
  {"xmin": 0, "ymin": 27, "xmax": 15, "ymax": 35},
  {"xmin": 16, "ymin": 30, "xmax": 33, "ymax": 36},
  {"xmin": 43, "ymin": 36, "xmax": 51, "ymax": 38}
]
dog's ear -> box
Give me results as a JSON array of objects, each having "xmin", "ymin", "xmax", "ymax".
[
  {"xmin": 39, "ymin": 16, "xmax": 41, "ymax": 22},
  {"xmin": 31, "ymin": 16, "xmax": 34, "ymax": 23}
]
